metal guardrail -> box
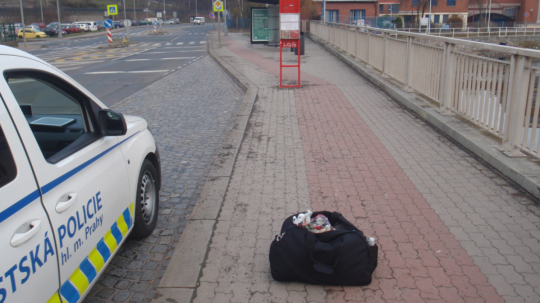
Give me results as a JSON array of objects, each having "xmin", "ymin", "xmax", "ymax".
[
  {"xmin": 311, "ymin": 21, "xmax": 540, "ymax": 158},
  {"xmin": 0, "ymin": 23, "xmax": 17, "ymax": 43},
  {"xmin": 396, "ymin": 26, "xmax": 540, "ymax": 38}
]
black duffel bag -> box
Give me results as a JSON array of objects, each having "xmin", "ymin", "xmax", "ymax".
[{"xmin": 269, "ymin": 211, "xmax": 378, "ymax": 286}]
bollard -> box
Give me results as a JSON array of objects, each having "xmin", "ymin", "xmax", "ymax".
[
  {"xmin": 107, "ymin": 28, "xmax": 112, "ymax": 44},
  {"xmin": 154, "ymin": 25, "xmax": 157, "ymax": 34}
]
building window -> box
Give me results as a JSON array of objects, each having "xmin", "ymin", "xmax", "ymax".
[
  {"xmin": 389, "ymin": 4, "xmax": 400, "ymax": 13},
  {"xmin": 326, "ymin": 10, "xmax": 339, "ymax": 22},
  {"xmin": 443, "ymin": 14, "xmax": 449, "ymax": 23},
  {"xmin": 434, "ymin": 15, "xmax": 440, "ymax": 23},
  {"xmin": 431, "ymin": 0, "xmax": 438, "ymax": 6},
  {"xmin": 447, "ymin": 0, "xmax": 455, "ymax": 6},
  {"xmin": 350, "ymin": 10, "xmax": 365, "ymax": 23},
  {"xmin": 379, "ymin": 4, "xmax": 384, "ymax": 12},
  {"xmin": 413, "ymin": 0, "xmax": 419, "ymax": 7}
]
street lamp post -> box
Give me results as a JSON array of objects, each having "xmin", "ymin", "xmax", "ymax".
[
  {"xmin": 123, "ymin": 0, "xmax": 129, "ymax": 37},
  {"xmin": 40, "ymin": 0, "xmax": 44, "ymax": 22},
  {"xmin": 163, "ymin": 0, "xmax": 166, "ymax": 21},
  {"xmin": 134, "ymin": 0, "xmax": 136, "ymax": 20},
  {"xmin": 19, "ymin": 0, "xmax": 27, "ymax": 47},
  {"xmin": 57, "ymin": 0, "xmax": 62, "ymax": 38}
]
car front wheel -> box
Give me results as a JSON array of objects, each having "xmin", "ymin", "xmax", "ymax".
[{"xmin": 131, "ymin": 159, "xmax": 159, "ymax": 238}]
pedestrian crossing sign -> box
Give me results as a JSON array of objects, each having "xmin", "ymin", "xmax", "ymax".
[
  {"xmin": 107, "ymin": 5, "xmax": 118, "ymax": 15},
  {"xmin": 213, "ymin": 0, "xmax": 223, "ymax": 12}
]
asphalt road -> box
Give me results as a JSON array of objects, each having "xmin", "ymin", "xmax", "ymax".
[{"xmin": 27, "ymin": 23, "xmax": 216, "ymax": 106}]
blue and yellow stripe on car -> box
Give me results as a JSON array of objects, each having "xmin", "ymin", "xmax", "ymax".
[{"xmin": 48, "ymin": 203, "xmax": 134, "ymax": 303}]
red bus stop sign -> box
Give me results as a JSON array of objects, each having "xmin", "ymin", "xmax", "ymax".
[{"xmin": 279, "ymin": 0, "xmax": 301, "ymax": 88}]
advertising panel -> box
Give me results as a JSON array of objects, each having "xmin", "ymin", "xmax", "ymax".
[{"xmin": 252, "ymin": 8, "xmax": 269, "ymax": 43}]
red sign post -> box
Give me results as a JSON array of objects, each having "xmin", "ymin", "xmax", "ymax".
[{"xmin": 279, "ymin": 0, "xmax": 301, "ymax": 88}]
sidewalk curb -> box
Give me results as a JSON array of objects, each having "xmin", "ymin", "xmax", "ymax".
[
  {"xmin": 152, "ymin": 34, "xmax": 258, "ymax": 303},
  {"xmin": 308, "ymin": 34, "xmax": 540, "ymax": 201}
]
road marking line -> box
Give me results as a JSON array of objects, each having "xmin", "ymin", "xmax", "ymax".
[
  {"xmin": 90, "ymin": 56, "xmax": 99, "ymax": 58},
  {"xmin": 107, "ymin": 50, "xmax": 114, "ymax": 52},
  {"xmin": 188, "ymin": 42, "xmax": 194, "ymax": 44},
  {"xmin": 84, "ymin": 70, "xmax": 170, "ymax": 74},
  {"xmin": 177, "ymin": 42, "xmax": 184, "ymax": 45},
  {"xmin": 200, "ymin": 41, "xmax": 206, "ymax": 44},
  {"xmin": 73, "ymin": 58, "xmax": 83, "ymax": 60},
  {"xmin": 55, "ymin": 59, "xmax": 65, "ymax": 62},
  {"xmin": 75, "ymin": 53, "xmax": 87, "ymax": 55},
  {"xmin": 60, "ymin": 67, "xmax": 82, "ymax": 71},
  {"xmin": 106, "ymin": 55, "xmax": 115, "ymax": 57}
]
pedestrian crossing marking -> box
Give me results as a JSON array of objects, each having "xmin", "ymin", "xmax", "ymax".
[
  {"xmin": 90, "ymin": 56, "xmax": 99, "ymax": 58},
  {"xmin": 74, "ymin": 58, "xmax": 83, "ymax": 60},
  {"xmin": 75, "ymin": 53, "xmax": 87, "ymax": 55},
  {"xmin": 56, "ymin": 59, "xmax": 65, "ymax": 62},
  {"xmin": 189, "ymin": 42, "xmax": 195, "ymax": 44},
  {"xmin": 200, "ymin": 41, "xmax": 206, "ymax": 44},
  {"xmin": 106, "ymin": 55, "xmax": 115, "ymax": 57},
  {"xmin": 177, "ymin": 42, "xmax": 184, "ymax": 45},
  {"xmin": 107, "ymin": 50, "xmax": 115, "ymax": 53}
]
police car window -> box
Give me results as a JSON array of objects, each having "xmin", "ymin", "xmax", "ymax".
[
  {"xmin": 0, "ymin": 123, "xmax": 17, "ymax": 189},
  {"xmin": 6, "ymin": 75, "xmax": 96, "ymax": 163}
]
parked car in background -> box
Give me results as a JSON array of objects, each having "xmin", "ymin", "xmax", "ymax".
[
  {"xmin": 138, "ymin": 20, "xmax": 149, "ymax": 25},
  {"xmin": 25, "ymin": 24, "xmax": 41, "ymax": 31},
  {"xmin": 42, "ymin": 26, "xmax": 59, "ymax": 36},
  {"xmin": 61, "ymin": 24, "xmax": 80, "ymax": 34},
  {"xmin": 72, "ymin": 22, "xmax": 89, "ymax": 31},
  {"xmin": 83, "ymin": 21, "xmax": 98, "ymax": 31},
  {"xmin": 30, "ymin": 22, "xmax": 46, "ymax": 29},
  {"xmin": 96, "ymin": 20, "xmax": 105, "ymax": 30},
  {"xmin": 131, "ymin": 20, "xmax": 139, "ymax": 26},
  {"xmin": 47, "ymin": 22, "xmax": 60, "ymax": 28},
  {"xmin": 18, "ymin": 28, "xmax": 47, "ymax": 38},
  {"xmin": 114, "ymin": 21, "xmax": 124, "ymax": 28},
  {"xmin": 172, "ymin": 18, "xmax": 180, "ymax": 24},
  {"xmin": 165, "ymin": 19, "xmax": 175, "ymax": 25}
]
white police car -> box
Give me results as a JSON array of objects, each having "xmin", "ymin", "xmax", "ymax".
[{"xmin": 0, "ymin": 46, "xmax": 161, "ymax": 303}]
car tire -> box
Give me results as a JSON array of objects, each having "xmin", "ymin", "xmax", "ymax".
[{"xmin": 131, "ymin": 159, "xmax": 159, "ymax": 238}]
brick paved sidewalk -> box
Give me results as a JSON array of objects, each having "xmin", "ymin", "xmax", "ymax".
[{"xmin": 195, "ymin": 34, "xmax": 540, "ymax": 302}]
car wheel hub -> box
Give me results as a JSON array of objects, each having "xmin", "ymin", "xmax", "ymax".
[{"xmin": 140, "ymin": 172, "xmax": 155, "ymax": 224}]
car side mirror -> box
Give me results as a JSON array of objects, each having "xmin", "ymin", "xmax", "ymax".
[{"xmin": 98, "ymin": 109, "xmax": 127, "ymax": 136}]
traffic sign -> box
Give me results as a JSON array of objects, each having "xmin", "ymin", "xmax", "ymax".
[
  {"xmin": 152, "ymin": 20, "xmax": 158, "ymax": 26},
  {"xmin": 210, "ymin": 13, "xmax": 215, "ymax": 18},
  {"xmin": 213, "ymin": 0, "xmax": 224, "ymax": 12},
  {"xmin": 104, "ymin": 19, "xmax": 113, "ymax": 28},
  {"xmin": 107, "ymin": 5, "xmax": 118, "ymax": 16},
  {"xmin": 104, "ymin": 19, "xmax": 113, "ymax": 29}
]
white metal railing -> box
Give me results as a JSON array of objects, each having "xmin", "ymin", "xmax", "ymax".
[
  {"xmin": 310, "ymin": 21, "xmax": 540, "ymax": 158},
  {"xmin": 396, "ymin": 26, "xmax": 540, "ymax": 38}
]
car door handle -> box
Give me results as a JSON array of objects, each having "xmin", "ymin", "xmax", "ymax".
[
  {"xmin": 11, "ymin": 220, "xmax": 41, "ymax": 247},
  {"xmin": 56, "ymin": 193, "xmax": 78, "ymax": 213}
]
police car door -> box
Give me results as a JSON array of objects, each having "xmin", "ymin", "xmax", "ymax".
[
  {"xmin": 0, "ymin": 59, "xmax": 131, "ymax": 303},
  {"xmin": 0, "ymin": 96, "xmax": 60, "ymax": 302}
]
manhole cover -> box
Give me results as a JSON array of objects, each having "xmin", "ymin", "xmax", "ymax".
[{"xmin": 114, "ymin": 78, "xmax": 144, "ymax": 83}]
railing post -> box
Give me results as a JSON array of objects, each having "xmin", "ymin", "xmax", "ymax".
[
  {"xmin": 404, "ymin": 36, "xmax": 414, "ymax": 92},
  {"xmin": 502, "ymin": 55, "xmax": 531, "ymax": 156},
  {"xmin": 439, "ymin": 42, "xmax": 455, "ymax": 115},
  {"xmin": 382, "ymin": 32, "xmax": 388, "ymax": 77},
  {"xmin": 355, "ymin": 28, "xmax": 358, "ymax": 59},
  {"xmin": 453, "ymin": 28, "xmax": 455, "ymax": 38},
  {"xmin": 367, "ymin": 29, "xmax": 371, "ymax": 68},
  {"xmin": 499, "ymin": 27, "xmax": 501, "ymax": 37},
  {"xmin": 467, "ymin": 28, "xmax": 469, "ymax": 38}
]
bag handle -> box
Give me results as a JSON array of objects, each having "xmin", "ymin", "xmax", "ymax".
[{"xmin": 306, "ymin": 232, "xmax": 343, "ymax": 275}]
